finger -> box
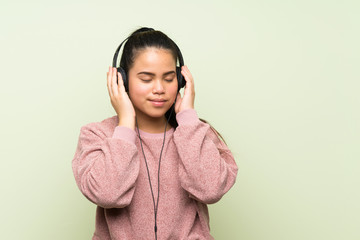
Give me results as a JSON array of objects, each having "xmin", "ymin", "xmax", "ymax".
[
  {"xmin": 117, "ymin": 72, "xmax": 126, "ymax": 93},
  {"xmin": 181, "ymin": 69, "xmax": 189, "ymax": 84},
  {"xmin": 181, "ymin": 66, "xmax": 193, "ymax": 84},
  {"xmin": 182, "ymin": 65, "xmax": 190, "ymax": 74},
  {"xmin": 181, "ymin": 67, "xmax": 195, "ymax": 99},
  {"xmin": 111, "ymin": 67, "xmax": 119, "ymax": 95},
  {"xmin": 175, "ymin": 92, "xmax": 182, "ymax": 113},
  {"xmin": 107, "ymin": 67, "xmax": 113, "ymax": 97},
  {"xmin": 181, "ymin": 69, "xmax": 193, "ymax": 91},
  {"xmin": 181, "ymin": 65, "xmax": 190, "ymax": 75}
]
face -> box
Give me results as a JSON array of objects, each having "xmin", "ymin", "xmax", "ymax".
[{"xmin": 127, "ymin": 47, "xmax": 178, "ymax": 120}]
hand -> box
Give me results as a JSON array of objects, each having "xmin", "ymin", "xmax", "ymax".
[
  {"xmin": 106, "ymin": 67, "xmax": 135, "ymax": 129},
  {"xmin": 175, "ymin": 65, "xmax": 195, "ymax": 113}
]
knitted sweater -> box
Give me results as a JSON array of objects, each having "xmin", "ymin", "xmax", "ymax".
[{"xmin": 72, "ymin": 109, "xmax": 238, "ymax": 240}]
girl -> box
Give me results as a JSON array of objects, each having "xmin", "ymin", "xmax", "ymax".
[{"xmin": 72, "ymin": 27, "xmax": 238, "ymax": 240}]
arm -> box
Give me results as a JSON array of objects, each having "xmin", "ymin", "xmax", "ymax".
[
  {"xmin": 174, "ymin": 109, "xmax": 238, "ymax": 204},
  {"xmin": 72, "ymin": 124, "xmax": 140, "ymax": 209}
]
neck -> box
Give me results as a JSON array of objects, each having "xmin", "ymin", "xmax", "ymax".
[{"xmin": 135, "ymin": 113, "xmax": 172, "ymax": 134}]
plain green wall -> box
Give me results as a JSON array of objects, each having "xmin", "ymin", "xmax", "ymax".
[{"xmin": 1, "ymin": 0, "xmax": 359, "ymax": 239}]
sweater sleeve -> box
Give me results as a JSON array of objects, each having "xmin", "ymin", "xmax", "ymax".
[
  {"xmin": 72, "ymin": 124, "xmax": 140, "ymax": 209},
  {"xmin": 173, "ymin": 109, "xmax": 238, "ymax": 204}
]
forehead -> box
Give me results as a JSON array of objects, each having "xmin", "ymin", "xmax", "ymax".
[{"xmin": 131, "ymin": 47, "xmax": 176, "ymax": 70}]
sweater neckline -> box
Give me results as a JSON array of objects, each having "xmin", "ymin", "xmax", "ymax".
[{"xmin": 136, "ymin": 127, "xmax": 174, "ymax": 139}]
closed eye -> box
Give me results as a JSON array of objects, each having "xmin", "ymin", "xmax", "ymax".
[{"xmin": 140, "ymin": 78, "xmax": 152, "ymax": 82}]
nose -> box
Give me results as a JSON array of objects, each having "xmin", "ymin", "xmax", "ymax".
[{"xmin": 152, "ymin": 79, "xmax": 165, "ymax": 94}]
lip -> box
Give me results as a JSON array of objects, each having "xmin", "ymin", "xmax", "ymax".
[{"xmin": 149, "ymin": 98, "xmax": 167, "ymax": 107}]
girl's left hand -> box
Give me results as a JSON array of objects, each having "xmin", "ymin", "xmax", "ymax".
[{"xmin": 175, "ymin": 65, "xmax": 195, "ymax": 113}]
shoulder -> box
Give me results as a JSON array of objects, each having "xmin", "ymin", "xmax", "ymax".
[{"xmin": 80, "ymin": 115, "xmax": 119, "ymax": 139}]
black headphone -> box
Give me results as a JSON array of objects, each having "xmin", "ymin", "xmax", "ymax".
[{"xmin": 112, "ymin": 31, "xmax": 186, "ymax": 92}]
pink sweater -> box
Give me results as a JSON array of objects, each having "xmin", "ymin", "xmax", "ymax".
[{"xmin": 72, "ymin": 109, "xmax": 238, "ymax": 240}]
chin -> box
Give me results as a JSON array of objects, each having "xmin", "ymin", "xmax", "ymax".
[
  {"xmin": 147, "ymin": 109, "xmax": 171, "ymax": 118},
  {"xmin": 135, "ymin": 107, "xmax": 171, "ymax": 119}
]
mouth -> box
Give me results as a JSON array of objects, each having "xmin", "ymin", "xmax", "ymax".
[{"xmin": 149, "ymin": 98, "xmax": 167, "ymax": 107}]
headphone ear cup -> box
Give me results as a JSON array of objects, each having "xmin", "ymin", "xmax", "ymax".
[
  {"xmin": 176, "ymin": 67, "xmax": 185, "ymax": 91},
  {"xmin": 117, "ymin": 67, "xmax": 128, "ymax": 92}
]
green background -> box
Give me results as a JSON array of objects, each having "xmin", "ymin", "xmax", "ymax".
[{"xmin": 1, "ymin": 0, "xmax": 359, "ymax": 239}]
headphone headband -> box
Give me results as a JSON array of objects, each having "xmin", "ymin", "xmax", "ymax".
[
  {"xmin": 112, "ymin": 37, "xmax": 129, "ymax": 70},
  {"xmin": 112, "ymin": 30, "xmax": 185, "ymax": 91}
]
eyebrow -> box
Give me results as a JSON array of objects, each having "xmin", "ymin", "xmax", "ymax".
[{"xmin": 137, "ymin": 71, "xmax": 176, "ymax": 77}]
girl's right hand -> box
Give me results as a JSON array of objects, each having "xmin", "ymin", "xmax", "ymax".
[{"xmin": 107, "ymin": 67, "xmax": 136, "ymax": 129}]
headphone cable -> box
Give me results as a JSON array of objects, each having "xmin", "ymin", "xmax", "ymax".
[{"xmin": 135, "ymin": 105, "xmax": 175, "ymax": 240}]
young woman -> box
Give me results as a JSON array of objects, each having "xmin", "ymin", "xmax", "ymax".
[{"xmin": 72, "ymin": 27, "xmax": 238, "ymax": 240}]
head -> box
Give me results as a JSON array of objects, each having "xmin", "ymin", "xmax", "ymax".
[{"xmin": 118, "ymin": 27, "xmax": 183, "ymax": 127}]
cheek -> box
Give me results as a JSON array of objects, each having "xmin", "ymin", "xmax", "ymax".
[
  {"xmin": 129, "ymin": 81, "xmax": 150, "ymax": 97},
  {"xmin": 171, "ymin": 82, "xmax": 179, "ymax": 96},
  {"xmin": 168, "ymin": 89, "xmax": 178, "ymax": 104},
  {"xmin": 129, "ymin": 88, "xmax": 146, "ymax": 106},
  {"xmin": 169, "ymin": 86, "xmax": 178, "ymax": 99}
]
